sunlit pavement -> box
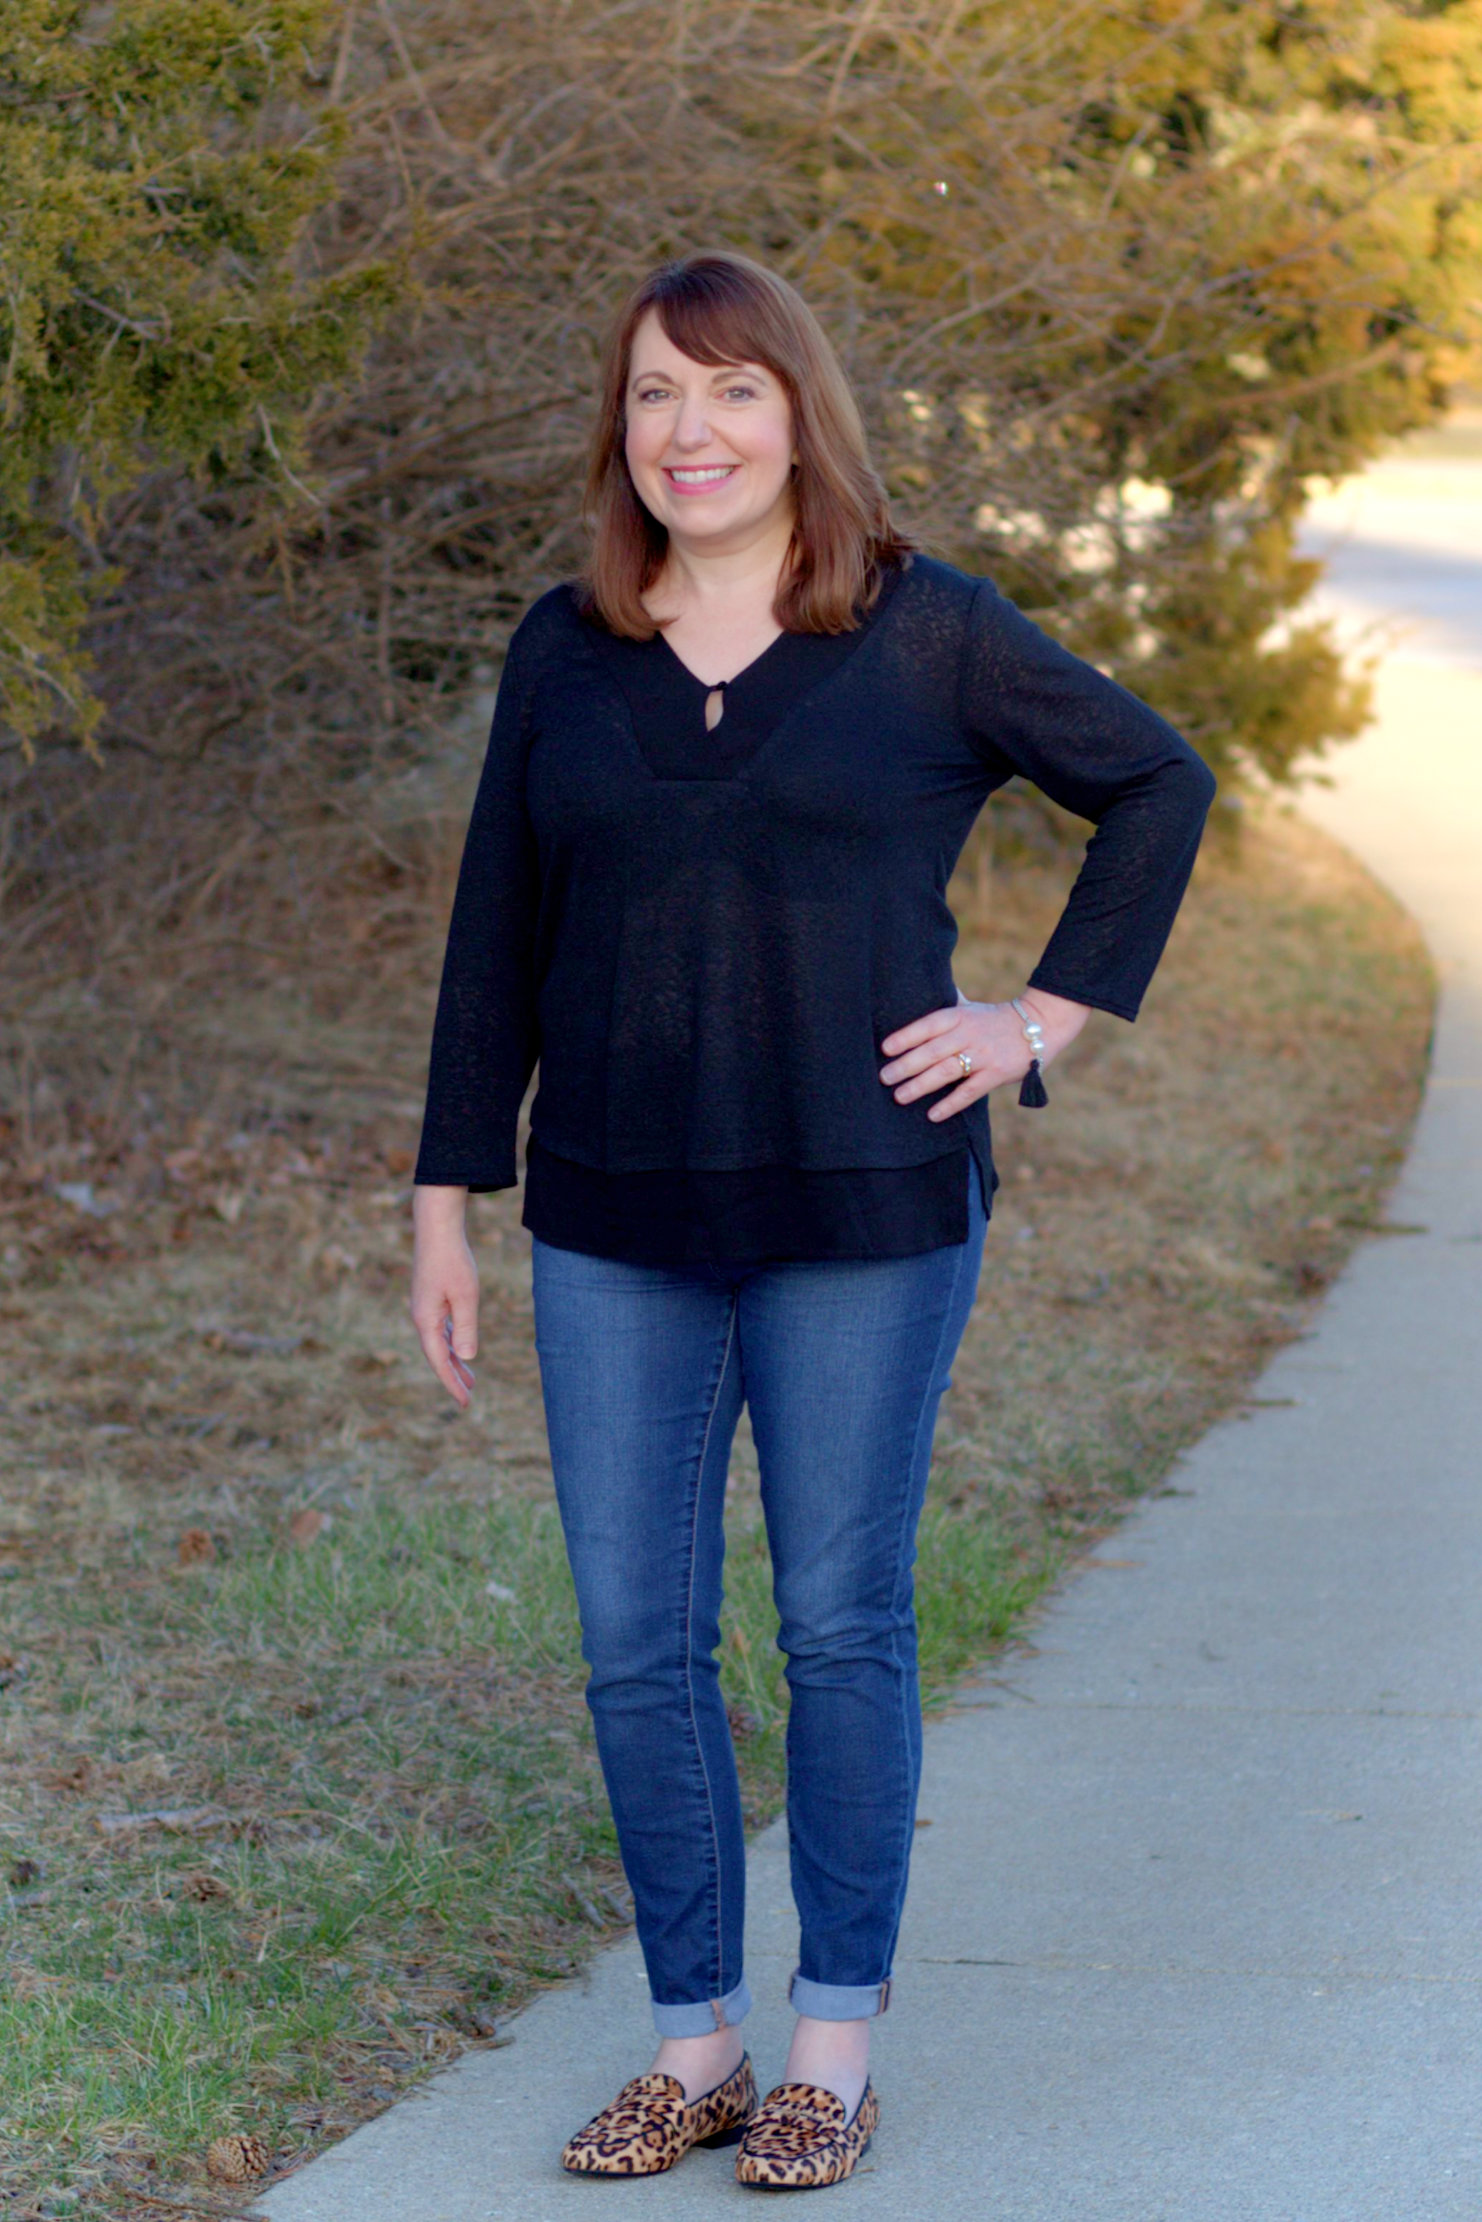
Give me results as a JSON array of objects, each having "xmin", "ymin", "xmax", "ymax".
[{"xmin": 261, "ymin": 459, "xmax": 1482, "ymax": 2221}]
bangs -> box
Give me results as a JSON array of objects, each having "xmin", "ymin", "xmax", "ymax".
[{"xmin": 646, "ymin": 265, "xmax": 788, "ymax": 378}]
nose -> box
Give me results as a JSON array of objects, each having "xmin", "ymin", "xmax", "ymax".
[{"xmin": 671, "ymin": 392, "xmax": 715, "ymax": 452}]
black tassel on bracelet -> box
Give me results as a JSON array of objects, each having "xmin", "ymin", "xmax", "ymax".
[{"xmin": 1009, "ymin": 996, "xmax": 1050, "ymax": 1109}]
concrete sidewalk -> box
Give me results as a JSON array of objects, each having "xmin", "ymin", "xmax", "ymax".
[{"xmin": 262, "ymin": 466, "xmax": 1482, "ymax": 2221}]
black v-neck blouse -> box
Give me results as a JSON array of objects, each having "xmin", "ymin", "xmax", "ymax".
[
  {"xmin": 414, "ymin": 554, "xmax": 1216, "ymax": 1263},
  {"xmin": 523, "ymin": 566, "xmax": 975, "ymax": 1259}
]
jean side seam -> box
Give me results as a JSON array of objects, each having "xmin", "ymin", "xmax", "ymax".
[
  {"xmin": 880, "ymin": 1227, "xmax": 980, "ymax": 1981},
  {"xmin": 683, "ymin": 1294, "xmax": 739, "ymax": 2009}
]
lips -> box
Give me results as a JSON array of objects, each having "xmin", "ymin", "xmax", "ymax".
[{"xmin": 664, "ymin": 464, "xmax": 738, "ymax": 490}]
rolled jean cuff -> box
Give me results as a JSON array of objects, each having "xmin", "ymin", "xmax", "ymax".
[
  {"xmin": 789, "ymin": 1971, "xmax": 892, "ymax": 2022},
  {"xmin": 651, "ymin": 1975, "xmax": 752, "ymax": 2038}
]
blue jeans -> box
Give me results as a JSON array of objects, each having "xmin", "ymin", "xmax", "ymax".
[{"xmin": 530, "ymin": 1165, "xmax": 987, "ymax": 2037}]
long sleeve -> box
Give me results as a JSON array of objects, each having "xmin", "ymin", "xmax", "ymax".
[
  {"xmin": 413, "ymin": 627, "xmax": 541, "ymax": 1190},
  {"xmin": 959, "ymin": 578, "xmax": 1217, "ymax": 1020}
]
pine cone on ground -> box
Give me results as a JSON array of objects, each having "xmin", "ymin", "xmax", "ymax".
[{"xmin": 206, "ymin": 2131, "xmax": 271, "ymax": 2182}]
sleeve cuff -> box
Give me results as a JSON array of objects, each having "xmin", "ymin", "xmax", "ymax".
[
  {"xmin": 412, "ymin": 1161, "xmax": 518, "ymax": 1192},
  {"xmin": 1025, "ymin": 970, "xmax": 1142, "ymax": 1024}
]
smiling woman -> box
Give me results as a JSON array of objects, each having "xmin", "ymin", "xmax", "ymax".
[
  {"xmin": 583, "ymin": 254, "xmax": 912, "ymax": 645},
  {"xmin": 408, "ymin": 250, "xmax": 1215, "ymax": 2189},
  {"xmin": 621, "ymin": 322, "xmax": 797, "ymax": 723}
]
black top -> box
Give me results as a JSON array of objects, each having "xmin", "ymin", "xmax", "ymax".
[
  {"xmin": 521, "ymin": 562, "xmax": 983, "ymax": 1262},
  {"xmin": 414, "ymin": 553, "xmax": 1215, "ymax": 1258}
]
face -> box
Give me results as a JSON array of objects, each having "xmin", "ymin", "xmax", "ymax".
[{"xmin": 623, "ymin": 308, "xmax": 797, "ymax": 554}]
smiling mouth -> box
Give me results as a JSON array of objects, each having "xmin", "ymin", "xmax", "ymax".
[{"xmin": 664, "ymin": 465, "xmax": 738, "ymax": 487}]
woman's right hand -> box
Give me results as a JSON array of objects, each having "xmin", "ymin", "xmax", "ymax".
[{"xmin": 410, "ymin": 1185, "xmax": 479, "ymax": 1407}]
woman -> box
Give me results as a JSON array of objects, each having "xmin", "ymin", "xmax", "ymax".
[{"xmin": 411, "ymin": 251, "xmax": 1214, "ymax": 2191}]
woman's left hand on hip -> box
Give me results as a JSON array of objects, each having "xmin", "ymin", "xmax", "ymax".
[{"xmin": 878, "ymin": 987, "xmax": 1090, "ymax": 1121}]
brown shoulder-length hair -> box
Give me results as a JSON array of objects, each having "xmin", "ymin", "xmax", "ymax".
[{"xmin": 580, "ymin": 252, "xmax": 912, "ymax": 638}]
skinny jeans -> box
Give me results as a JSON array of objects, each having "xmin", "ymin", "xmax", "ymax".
[{"xmin": 530, "ymin": 1164, "xmax": 987, "ymax": 2036}]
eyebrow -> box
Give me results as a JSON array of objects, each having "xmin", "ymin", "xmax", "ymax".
[{"xmin": 628, "ymin": 361, "xmax": 767, "ymax": 386}]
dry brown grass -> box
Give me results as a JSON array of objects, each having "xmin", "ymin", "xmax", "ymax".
[
  {"xmin": 0, "ymin": 805, "xmax": 1433, "ymax": 2219},
  {"xmin": 945, "ymin": 806, "xmax": 1433, "ymax": 1519}
]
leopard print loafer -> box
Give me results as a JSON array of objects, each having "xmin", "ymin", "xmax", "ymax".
[
  {"xmin": 560, "ymin": 2054, "xmax": 757, "ymax": 2176},
  {"xmin": 734, "ymin": 2078, "xmax": 880, "ymax": 2190}
]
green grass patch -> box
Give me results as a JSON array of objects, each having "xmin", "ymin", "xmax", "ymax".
[{"xmin": 1, "ymin": 1489, "xmax": 1042, "ymax": 2215}]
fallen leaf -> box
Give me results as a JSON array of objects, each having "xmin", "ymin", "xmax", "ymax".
[
  {"xmin": 177, "ymin": 1527, "xmax": 217, "ymax": 1567},
  {"xmin": 182, "ymin": 1870, "xmax": 233, "ymax": 1903},
  {"xmin": 289, "ymin": 1507, "xmax": 327, "ymax": 1546},
  {"xmin": 0, "ymin": 1649, "xmax": 26, "ymax": 1689},
  {"xmin": 318, "ymin": 1243, "xmax": 359, "ymax": 1277},
  {"xmin": 385, "ymin": 1148, "xmax": 415, "ymax": 1175},
  {"xmin": 7, "ymin": 1857, "xmax": 40, "ymax": 1887},
  {"xmin": 484, "ymin": 1579, "xmax": 516, "ymax": 1604}
]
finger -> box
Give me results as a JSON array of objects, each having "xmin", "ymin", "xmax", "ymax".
[
  {"xmin": 433, "ymin": 1334, "xmax": 472, "ymax": 1407},
  {"xmin": 412, "ymin": 1303, "xmax": 471, "ymax": 1407},
  {"xmin": 880, "ymin": 1032, "xmax": 967, "ymax": 1086},
  {"xmin": 892, "ymin": 1050, "xmax": 982, "ymax": 1103},
  {"xmin": 879, "ymin": 1005, "xmax": 960, "ymax": 1059},
  {"xmin": 443, "ymin": 1319, "xmax": 477, "ymax": 1396},
  {"xmin": 926, "ymin": 1076, "xmax": 989, "ymax": 1121},
  {"xmin": 447, "ymin": 1290, "xmax": 479, "ymax": 1365}
]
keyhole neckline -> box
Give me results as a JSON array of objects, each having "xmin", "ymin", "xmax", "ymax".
[{"xmin": 653, "ymin": 623, "xmax": 789, "ymax": 699}]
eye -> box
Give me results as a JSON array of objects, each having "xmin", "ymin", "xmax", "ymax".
[
  {"xmin": 721, "ymin": 383, "xmax": 759, "ymax": 401},
  {"xmin": 634, "ymin": 385, "xmax": 673, "ymax": 404}
]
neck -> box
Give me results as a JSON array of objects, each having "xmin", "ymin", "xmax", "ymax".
[{"xmin": 655, "ymin": 507, "xmax": 795, "ymax": 617}]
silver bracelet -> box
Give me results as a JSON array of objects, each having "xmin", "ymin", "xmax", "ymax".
[{"xmin": 1009, "ymin": 997, "xmax": 1049, "ymax": 1109}]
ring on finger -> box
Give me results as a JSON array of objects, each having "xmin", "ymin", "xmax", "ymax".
[{"xmin": 957, "ymin": 1051, "xmax": 973, "ymax": 1076}]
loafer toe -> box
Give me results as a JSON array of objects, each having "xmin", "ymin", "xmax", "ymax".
[{"xmin": 734, "ymin": 2078, "xmax": 879, "ymax": 2190}]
